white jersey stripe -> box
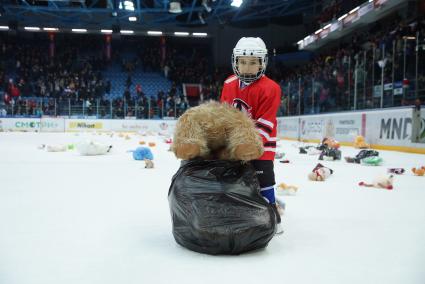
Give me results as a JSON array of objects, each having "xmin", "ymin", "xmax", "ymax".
[
  {"xmin": 264, "ymin": 147, "xmax": 277, "ymax": 152},
  {"xmin": 260, "ymin": 186, "xmax": 275, "ymax": 191},
  {"xmin": 224, "ymin": 76, "xmax": 238, "ymax": 84},
  {"xmin": 257, "ymin": 118, "xmax": 274, "ymax": 128},
  {"xmin": 257, "ymin": 128, "xmax": 277, "ymax": 141}
]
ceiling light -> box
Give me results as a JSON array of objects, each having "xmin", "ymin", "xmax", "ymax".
[
  {"xmin": 72, "ymin": 28, "xmax": 87, "ymax": 33},
  {"xmin": 174, "ymin": 32, "xmax": 189, "ymax": 36},
  {"xmin": 43, "ymin": 27, "xmax": 58, "ymax": 31},
  {"xmin": 147, "ymin": 31, "xmax": 162, "ymax": 35},
  {"xmin": 338, "ymin": 14, "xmax": 347, "ymax": 21},
  {"xmin": 120, "ymin": 30, "xmax": 134, "ymax": 34},
  {"xmin": 193, "ymin": 32, "xmax": 207, "ymax": 37},
  {"xmin": 128, "ymin": 16, "xmax": 137, "ymax": 21},
  {"xmin": 231, "ymin": 0, "xmax": 243, "ymax": 8},
  {"xmin": 349, "ymin": 6, "xmax": 359, "ymax": 14},
  {"xmin": 24, "ymin": 27, "xmax": 40, "ymax": 31},
  {"xmin": 101, "ymin": 29, "xmax": 113, "ymax": 33}
]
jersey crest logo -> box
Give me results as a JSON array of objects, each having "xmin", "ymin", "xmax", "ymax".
[{"xmin": 232, "ymin": 98, "xmax": 252, "ymax": 117}]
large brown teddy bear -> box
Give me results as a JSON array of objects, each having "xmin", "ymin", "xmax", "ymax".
[{"xmin": 172, "ymin": 101, "xmax": 264, "ymax": 161}]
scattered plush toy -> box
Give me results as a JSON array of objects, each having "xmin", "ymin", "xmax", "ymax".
[
  {"xmin": 361, "ymin": 156, "xmax": 383, "ymax": 166},
  {"xmin": 172, "ymin": 101, "xmax": 263, "ymax": 161},
  {"xmin": 299, "ymin": 145, "xmax": 320, "ymax": 155},
  {"xmin": 67, "ymin": 144, "xmax": 75, "ymax": 150},
  {"xmin": 144, "ymin": 159, "xmax": 154, "ymax": 169},
  {"xmin": 276, "ymin": 182, "xmax": 299, "ymax": 195},
  {"xmin": 319, "ymin": 148, "xmax": 341, "ymax": 161},
  {"xmin": 164, "ymin": 138, "xmax": 173, "ymax": 144},
  {"xmin": 388, "ymin": 168, "xmax": 405, "ymax": 175},
  {"xmin": 308, "ymin": 147, "xmax": 322, "ymax": 155},
  {"xmin": 308, "ymin": 163, "xmax": 334, "ymax": 181},
  {"xmin": 118, "ymin": 133, "xmax": 125, "ymax": 138},
  {"xmin": 139, "ymin": 141, "xmax": 146, "ymax": 145},
  {"xmin": 354, "ymin": 135, "xmax": 369, "ymax": 149},
  {"xmin": 275, "ymin": 152, "xmax": 285, "ymax": 159},
  {"xmin": 125, "ymin": 134, "xmax": 131, "ymax": 140},
  {"xmin": 321, "ymin": 137, "xmax": 340, "ymax": 149},
  {"xmin": 411, "ymin": 167, "xmax": 425, "ymax": 176},
  {"xmin": 131, "ymin": 147, "xmax": 154, "ymax": 161},
  {"xmin": 76, "ymin": 141, "xmax": 112, "ymax": 156},
  {"xmin": 46, "ymin": 144, "xmax": 67, "ymax": 152},
  {"xmin": 345, "ymin": 149, "xmax": 379, "ymax": 164},
  {"xmin": 148, "ymin": 142, "xmax": 156, "ymax": 147},
  {"xmin": 358, "ymin": 175, "xmax": 394, "ymax": 190}
]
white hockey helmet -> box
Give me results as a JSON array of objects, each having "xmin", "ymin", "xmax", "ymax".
[{"xmin": 232, "ymin": 37, "xmax": 268, "ymax": 84}]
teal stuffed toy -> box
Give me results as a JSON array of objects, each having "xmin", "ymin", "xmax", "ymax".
[{"xmin": 361, "ymin": 156, "xmax": 383, "ymax": 166}]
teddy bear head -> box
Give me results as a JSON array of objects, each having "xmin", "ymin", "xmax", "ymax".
[
  {"xmin": 308, "ymin": 169, "xmax": 325, "ymax": 181},
  {"xmin": 412, "ymin": 167, "xmax": 425, "ymax": 176}
]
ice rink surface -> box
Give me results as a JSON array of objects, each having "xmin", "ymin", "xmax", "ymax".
[{"xmin": 1, "ymin": 131, "xmax": 424, "ymax": 284}]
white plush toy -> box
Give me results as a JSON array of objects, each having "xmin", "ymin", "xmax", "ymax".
[
  {"xmin": 308, "ymin": 163, "xmax": 334, "ymax": 181},
  {"xmin": 46, "ymin": 145, "xmax": 67, "ymax": 152},
  {"xmin": 359, "ymin": 175, "xmax": 394, "ymax": 190},
  {"xmin": 77, "ymin": 141, "xmax": 112, "ymax": 156},
  {"xmin": 307, "ymin": 147, "xmax": 322, "ymax": 155}
]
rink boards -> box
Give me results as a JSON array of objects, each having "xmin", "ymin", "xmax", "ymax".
[
  {"xmin": 277, "ymin": 107, "xmax": 425, "ymax": 153},
  {"xmin": 1, "ymin": 107, "xmax": 424, "ymax": 153},
  {"xmin": 0, "ymin": 117, "xmax": 176, "ymax": 137}
]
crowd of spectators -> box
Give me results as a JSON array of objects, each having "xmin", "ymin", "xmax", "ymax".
[
  {"xmin": 0, "ymin": 34, "xmax": 217, "ymax": 118},
  {"xmin": 1, "ymin": 13, "xmax": 424, "ymax": 119},
  {"xmin": 270, "ymin": 16, "xmax": 425, "ymax": 116}
]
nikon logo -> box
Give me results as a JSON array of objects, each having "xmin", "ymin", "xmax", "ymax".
[{"xmin": 69, "ymin": 122, "xmax": 102, "ymax": 129}]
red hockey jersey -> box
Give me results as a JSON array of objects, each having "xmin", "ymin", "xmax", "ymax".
[{"xmin": 220, "ymin": 74, "xmax": 281, "ymax": 160}]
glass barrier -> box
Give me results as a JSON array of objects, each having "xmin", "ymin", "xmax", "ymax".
[
  {"xmin": 1, "ymin": 33, "xmax": 425, "ymax": 119},
  {"xmin": 0, "ymin": 96, "xmax": 191, "ymax": 119},
  {"xmin": 279, "ymin": 33, "xmax": 425, "ymax": 116}
]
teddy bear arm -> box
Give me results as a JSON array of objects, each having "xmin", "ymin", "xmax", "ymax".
[
  {"xmin": 172, "ymin": 115, "xmax": 210, "ymax": 159},
  {"xmin": 226, "ymin": 126, "xmax": 264, "ymax": 161}
]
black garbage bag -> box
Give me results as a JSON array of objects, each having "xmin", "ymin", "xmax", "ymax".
[{"xmin": 168, "ymin": 159, "xmax": 277, "ymax": 255}]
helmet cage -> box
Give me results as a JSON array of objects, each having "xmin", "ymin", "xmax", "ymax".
[{"xmin": 232, "ymin": 50, "xmax": 268, "ymax": 84}]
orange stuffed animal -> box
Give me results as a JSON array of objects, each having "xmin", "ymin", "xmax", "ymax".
[
  {"xmin": 276, "ymin": 182, "xmax": 299, "ymax": 195},
  {"xmin": 411, "ymin": 167, "xmax": 425, "ymax": 176},
  {"xmin": 322, "ymin": 137, "xmax": 340, "ymax": 149},
  {"xmin": 354, "ymin": 135, "xmax": 369, "ymax": 149}
]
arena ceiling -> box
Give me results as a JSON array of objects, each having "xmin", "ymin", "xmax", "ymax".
[{"xmin": 0, "ymin": 0, "xmax": 318, "ymax": 30}]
